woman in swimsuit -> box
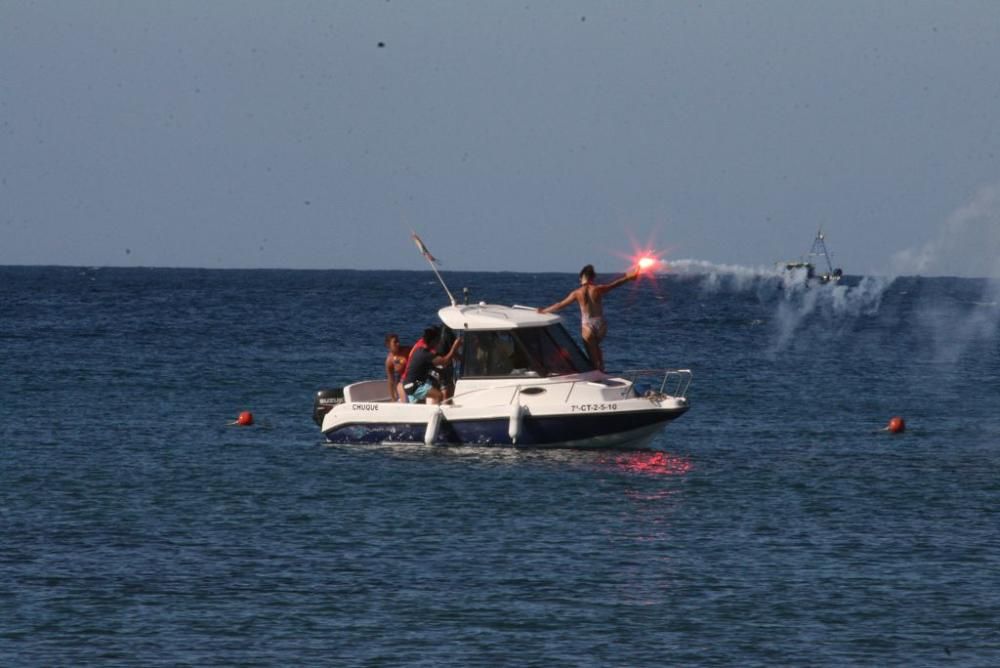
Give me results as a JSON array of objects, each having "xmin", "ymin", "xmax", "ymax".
[
  {"xmin": 384, "ymin": 333, "xmax": 411, "ymax": 402},
  {"xmin": 538, "ymin": 264, "xmax": 637, "ymax": 372}
]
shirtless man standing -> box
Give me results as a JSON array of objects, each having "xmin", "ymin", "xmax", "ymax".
[{"xmin": 538, "ymin": 264, "xmax": 638, "ymax": 372}]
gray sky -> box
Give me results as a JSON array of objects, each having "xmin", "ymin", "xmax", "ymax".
[{"xmin": 3, "ymin": 1, "xmax": 999, "ymax": 275}]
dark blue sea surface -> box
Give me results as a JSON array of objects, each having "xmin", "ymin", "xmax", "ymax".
[{"xmin": 2, "ymin": 266, "xmax": 998, "ymax": 666}]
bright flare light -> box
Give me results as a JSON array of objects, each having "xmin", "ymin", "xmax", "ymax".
[
  {"xmin": 613, "ymin": 234, "xmax": 673, "ymax": 278},
  {"xmin": 632, "ymin": 254, "xmax": 664, "ymax": 274}
]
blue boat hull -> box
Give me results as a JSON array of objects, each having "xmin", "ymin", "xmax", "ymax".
[{"xmin": 322, "ymin": 407, "xmax": 688, "ymax": 449}]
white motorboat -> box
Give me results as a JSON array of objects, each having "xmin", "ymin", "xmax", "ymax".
[{"xmin": 313, "ymin": 302, "xmax": 692, "ymax": 449}]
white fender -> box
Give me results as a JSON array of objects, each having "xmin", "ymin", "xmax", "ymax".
[
  {"xmin": 508, "ymin": 403, "xmax": 523, "ymax": 444},
  {"xmin": 424, "ymin": 408, "xmax": 443, "ymax": 446}
]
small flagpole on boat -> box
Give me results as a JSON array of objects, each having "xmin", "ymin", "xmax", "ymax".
[{"xmin": 412, "ymin": 232, "xmax": 457, "ymax": 306}]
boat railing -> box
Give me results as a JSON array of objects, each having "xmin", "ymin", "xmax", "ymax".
[{"xmin": 617, "ymin": 368, "xmax": 693, "ymax": 399}]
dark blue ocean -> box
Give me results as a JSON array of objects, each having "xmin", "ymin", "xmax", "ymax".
[{"xmin": 2, "ymin": 266, "xmax": 998, "ymax": 666}]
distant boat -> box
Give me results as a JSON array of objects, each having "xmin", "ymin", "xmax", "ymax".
[{"xmin": 781, "ymin": 228, "xmax": 843, "ymax": 284}]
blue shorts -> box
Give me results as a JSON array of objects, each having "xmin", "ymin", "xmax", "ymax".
[{"xmin": 407, "ymin": 381, "xmax": 434, "ymax": 403}]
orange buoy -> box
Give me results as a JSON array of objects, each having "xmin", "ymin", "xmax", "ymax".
[
  {"xmin": 236, "ymin": 411, "xmax": 254, "ymax": 426},
  {"xmin": 886, "ymin": 416, "xmax": 905, "ymax": 434}
]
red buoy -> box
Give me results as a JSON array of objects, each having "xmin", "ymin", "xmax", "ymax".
[
  {"xmin": 886, "ymin": 416, "xmax": 905, "ymax": 434},
  {"xmin": 236, "ymin": 411, "xmax": 254, "ymax": 426}
]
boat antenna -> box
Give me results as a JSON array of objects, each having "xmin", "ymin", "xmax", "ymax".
[
  {"xmin": 810, "ymin": 227, "xmax": 835, "ymax": 275},
  {"xmin": 411, "ymin": 232, "xmax": 457, "ymax": 306}
]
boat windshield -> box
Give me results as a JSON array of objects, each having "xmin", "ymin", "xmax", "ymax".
[{"xmin": 460, "ymin": 325, "xmax": 595, "ymax": 378}]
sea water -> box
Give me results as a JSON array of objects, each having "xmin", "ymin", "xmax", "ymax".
[{"xmin": 1, "ymin": 266, "xmax": 998, "ymax": 666}]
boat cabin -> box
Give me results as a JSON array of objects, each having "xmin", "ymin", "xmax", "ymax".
[
  {"xmin": 783, "ymin": 261, "xmax": 816, "ymax": 280},
  {"xmin": 438, "ymin": 303, "xmax": 596, "ymax": 380}
]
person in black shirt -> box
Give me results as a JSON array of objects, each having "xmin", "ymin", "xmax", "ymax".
[
  {"xmin": 434, "ymin": 325, "xmax": 459, "ymax": 400},
  {"xmin": 402, "ymin": 326, "xmax": 461, "ymax": 404}
]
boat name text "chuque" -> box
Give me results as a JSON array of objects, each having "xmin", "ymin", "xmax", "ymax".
[
  {"xmin": 352, "ymin": 403, "xmax": 380, "ymax": 411},
  {"xmin": 570, "ymin": 403, "xmax": 618, "ymax": 413}
]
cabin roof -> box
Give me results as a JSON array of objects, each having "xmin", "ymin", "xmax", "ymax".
[{"xmin": 438, "ymin": 303, "xmax": 562, "ymax": 331}]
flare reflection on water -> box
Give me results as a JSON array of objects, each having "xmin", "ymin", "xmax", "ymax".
[{"xmin": 606, "ymin": 451, "xmax": 694, "ymax": 477}]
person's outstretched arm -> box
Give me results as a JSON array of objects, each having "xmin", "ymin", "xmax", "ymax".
[
  {"xmin": 538, "ymin": 289, "xmax": 579, "ymax": 313},
  {"xmin": 597, "ymin": 269, "xmax": 639, "ymax": 295},
  {"xmin": 432, "ymin": 337, "xmax": 463, "ymax": 366}
]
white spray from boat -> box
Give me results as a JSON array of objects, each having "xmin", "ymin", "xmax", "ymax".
[
  {"xmin": 891, "ymin": 183, "xmax": 1000, "ymax": 364},
  {"xmin": 673, "ymin": 183, "xmax": 1000, "ymax": 358},
  {"xmin": 669, "ymin": 258, "xmax": 894, "ymax": 352}
]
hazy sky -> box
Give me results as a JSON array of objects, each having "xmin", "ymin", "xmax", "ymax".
[{"xmin": 3, "ymin": 1, "xmax": 999, "ymax": 275}]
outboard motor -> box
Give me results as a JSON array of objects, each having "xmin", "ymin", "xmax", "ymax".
[{"xmin": 313, "ymin": 388, "xmax": 345, "ymax": 426}]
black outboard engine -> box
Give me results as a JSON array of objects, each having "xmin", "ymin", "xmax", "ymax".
[{"xmin": 313, "ymin": 388, "xmax": 345, "ymax": 426}]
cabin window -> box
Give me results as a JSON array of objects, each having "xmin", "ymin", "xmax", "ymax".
[
  {"xmin": 460, "ymin": 325, "xmax": 594, "ymax": 378},
  {"xmin": 461, "ymin": 331, "xmax": 528, "ymax": 377},
  {"xmin": 536, "ymin": 324, "xmax": 593, "ymax": 373}
]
